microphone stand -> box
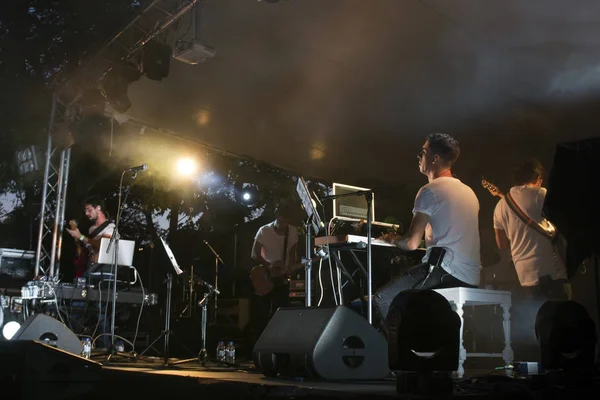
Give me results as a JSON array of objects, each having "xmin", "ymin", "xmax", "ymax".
[
  {"xmin": 203, "ymin": 240, "xmax": 225, "ymax": 323},
  {"xmin": 321, "ymin": 189, "xmax": 375, "ymax": 324},
  {"xmin": 105, "ymin": 170, "xmax": 136, "ymax": 360},
  {"xmin": 170, "ymin": 280, "xmax": 231, "ymax": 367}
]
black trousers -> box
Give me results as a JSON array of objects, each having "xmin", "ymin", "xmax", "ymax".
[
  {"xmin": 373, "ymin": 263, "xmax": 477, "ymax": 321},
  {"xmin": 522, "ymin": 276, "xmax": 569, "ymax": 301},
  {"xmin": 248, "ymin": 281, "xmax": 290, "ymax": 337}
]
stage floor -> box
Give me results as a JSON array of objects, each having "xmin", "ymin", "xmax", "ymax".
[
  {"xmin": 90, "ymin": 356, "xmax": 525, "ymax": 400},
  {"xmin": 100, "ymin": 358, "xmax": 399, "ymax": 398}
]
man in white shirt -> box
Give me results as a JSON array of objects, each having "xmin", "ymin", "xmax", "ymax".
[
  {"xmin": 249, "ymin": 206, "xmax": 299, "ymax": 335},
  {"xmin": 66, "ymin": 196, "xmax": 116, "ymax": 273},
  {"xmin": 374, "ymin": 133, "xmax": 481, "ymax": 322},
  {"xmin": 493, "ymin": 159, "xmax": 567, "ymax": 299}
]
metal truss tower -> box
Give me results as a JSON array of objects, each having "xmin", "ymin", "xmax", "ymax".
[
  {"xmin": 33, "ymin": 95, "xmax": 73, "ymax": 279},
  {"xmin": 34, "ymin": 0, "xmax": 199, "ymax": 278}
]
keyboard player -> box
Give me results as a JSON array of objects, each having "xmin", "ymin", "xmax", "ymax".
[{"xmin": 373, "ymin": 133, "xmax": 481, "ymax": 332}]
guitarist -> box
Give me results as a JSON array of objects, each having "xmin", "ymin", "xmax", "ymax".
[
  {"xmin": 491, "ymin": 159, "xmax": 568, "ymax": 300},
  {"xmin": 65, "ymin": 196, "xmax": 115, "ymax": 276},
  {"xmin": 249, "ymin": 206, "xmax": 298, "ymax": 334}
]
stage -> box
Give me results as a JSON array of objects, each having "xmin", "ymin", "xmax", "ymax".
[{"xmin": 85, "ymin": 357, "xmax": 599, "ymax": 400}]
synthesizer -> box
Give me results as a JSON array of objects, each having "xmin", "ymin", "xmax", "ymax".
[
  {"xmin": 21, "ymin": 282, "xmax": 158, "ymax": 306},
  {"xmin": 315, "ymin": 234, "xmax": 425, "ymax": 251}
]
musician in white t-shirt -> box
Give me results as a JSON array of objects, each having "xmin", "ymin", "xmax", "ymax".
[
  {"xmin": 248, "ymin": 206, "xmax": 298, "ymax": 337},
  {"xmin": 492, "ymin": 159, "xmax": 567, "ymax": 299},
  {"xmin": 374, "ymin": 133, "xmax": 481, "ymax": 322}
]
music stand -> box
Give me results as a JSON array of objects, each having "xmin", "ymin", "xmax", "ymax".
[
  {"xmin": 135, "ymin": 237, "xmax": 184, "ymax": 364},
  {"xmin": 296, "ymin": 177, "xmax": 324, "ymax": 306}
]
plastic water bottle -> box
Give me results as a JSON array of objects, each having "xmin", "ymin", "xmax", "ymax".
[
  {"xmin": 216, "ymin": 341, "xmax": 226, "ymax": 361},
  {"xmin": 226, "ymin": 341, "xmax": 236, "ymax": 364},
  {"xmin": 81, "ymin": 338, "xmax": 92, "ymax": 359}
]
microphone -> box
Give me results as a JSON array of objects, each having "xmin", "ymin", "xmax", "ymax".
[
  {"xmin": 127, "ymin": 164, "xmax": 148, "ymax": 173},
  {"xmin": 201, "ymin": 280, "xmax": 220, "ymax": 295}
]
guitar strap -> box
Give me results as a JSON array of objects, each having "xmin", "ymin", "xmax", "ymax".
[
  {"xmin": 88, "ymin": 220, "xmax": 112, "ymax": 241},
  {"xmin": 505, "ymin": 193, "xmax": 556, "ymax": 243},
  {"xmin": 282, "ymin": 226, "xmax": 289, "ymax": 266}
]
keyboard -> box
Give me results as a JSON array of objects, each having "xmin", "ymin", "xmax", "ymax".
[
  {"xmin": 315, "ymin": 234, "xmax": 423, "ymax": 249},
  {"xmin": 21, "ymin": 282, "xmax": 158, "ymax": 306}
]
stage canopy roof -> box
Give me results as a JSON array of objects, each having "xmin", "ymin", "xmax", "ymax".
[{"xmin": 62, "ymin": 0, "xmax": 600, "ymax": 187}]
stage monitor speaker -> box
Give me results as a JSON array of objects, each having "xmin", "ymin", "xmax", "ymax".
[
  {"xmin": 12, "ymin": 313, "xmax": 83, "ymax": 356},
  {"xmin": 0, "ymin": 340, "xmax": 102, "ymax": 399},
  {"xmin": 253, "ymin": 306, "xmax": 389, "ymax": 380}
]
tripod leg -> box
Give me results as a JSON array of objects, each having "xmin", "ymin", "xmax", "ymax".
[{"xmin": 136, "ymin": 331, "xmax": 167, "ymax": 360}]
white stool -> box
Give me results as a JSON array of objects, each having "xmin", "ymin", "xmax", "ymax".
[{"xmin": 434, "ymin": 287, "xmax": 513, "ymax": 378}]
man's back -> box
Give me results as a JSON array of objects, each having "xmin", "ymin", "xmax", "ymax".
[
  {"xmin": 414, "ymin": 177, "xmax": 481, "ymax": 286},
  {"xmin": 493, "ymin": 185, "xmax": 566, "ymax": 286}
]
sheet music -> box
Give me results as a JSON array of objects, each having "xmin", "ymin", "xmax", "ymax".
[{"xmin": 160, "ymin": 237, "xmax": 184, "ymax": 275}]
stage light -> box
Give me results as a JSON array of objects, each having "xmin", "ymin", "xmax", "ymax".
[
  {"xmin": 535, "ymin": 300, "xmax": 597, "ymax": 371},
  {"xmin": 101, "ymin": 61, "xmax": 141, "ymax": 113},
  {"xmin": 177, "ymin": 158, "xmax": 197, "ymax": 176},
  {"xmin": 15, "ymin": 146, "xmax": 43, "ymax": 176},
  {"xmin": 238, "ymin": 185, "xmax": 259, "ymax": 205},
  {"xmin": 386, "ymin": 290, "xmax": 459, "ymax": 397},
  {"xmin": 2, "ymin": 321, "xmax": 21, "ymax": 340}
]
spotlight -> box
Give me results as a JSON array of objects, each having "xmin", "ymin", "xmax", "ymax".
[
  {"xmin": 101, "ymin": 61, "xmax": 141, "ymax": 113},
  {"xmin": 238, "ymin": 184, "xmax": 258, "ymax": 205},
  {"xmin": 2, "ymin": 321, "xmax": 21, "ymax": 340},
  {"xmin": 15, "ymin": 146, "xmax": 43, "ymax": 176},
  {"xmin": 177, "ymin": 158, "xmax": 197, "ymax": 176},
  {"xmin": 535, "ymin": 300, "xmax": 597, "ymax": 371},
  {"xmin": 386, "ymin": 290, "xmax": 459, "ymax": 397},
  {"xmin": 142, "ymin": 40, "xmax": 172, "ymax": 81}
]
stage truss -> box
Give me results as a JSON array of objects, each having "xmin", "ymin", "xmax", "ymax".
[{"xmin": 34, "ymin": 0, "xmax": 199, "ymax": 278}]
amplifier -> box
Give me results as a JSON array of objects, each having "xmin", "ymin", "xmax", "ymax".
[{"xmin": 0, "ymin": 249, "xmax": 35, "ymax": 289}]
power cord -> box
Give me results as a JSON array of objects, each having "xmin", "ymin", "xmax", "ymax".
[{"xmin": 131, "ymin": 266, "xmax": 145, "ymax": 349}]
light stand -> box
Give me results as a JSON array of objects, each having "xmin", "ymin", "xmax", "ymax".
[
  {"xmin": 105, "ymin": 170, "xmax": 137, "ymax": 360},
  {"xmin": 202, "ymin": 240, "xmax": 225, "ymax": 323},
  {"xmin": 321, "ymin": 189, "xmax": 375, "ymax": 324}
]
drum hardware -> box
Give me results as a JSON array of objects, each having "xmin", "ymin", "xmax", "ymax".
[{"xmin": 179, "ymin": 265, "xmax": 199, "ymax": 318}]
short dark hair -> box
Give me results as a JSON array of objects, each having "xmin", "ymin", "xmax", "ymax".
[
  {"xmin": 275, "ymin": 203, "xmax": 295, "ymax": 219},
  {"xmin": 84, "ymin": 196, "xmax": 106, "ymax": 213},
  {"xmin": 425, "ymin": 133, "xmax": 460, "ymax": 166},
  {"xmin": 513, "ymin": 158, "xmax": 544, "ymax": 186}
]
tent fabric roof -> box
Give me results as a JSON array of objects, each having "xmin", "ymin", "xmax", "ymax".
[{"xmin": 118, "ymin": 0, "xmax": 600, "ymax": 185}]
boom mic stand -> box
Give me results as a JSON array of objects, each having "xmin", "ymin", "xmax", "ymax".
[
  {"xmin": 171, "ymin": 280, "xmax": 231, "ymax": 367},
  {"xmin": 202, "ymin": 240, "xmax": 225, "ymax": 323},
  {"xmin": 105, "ymin": 169, "xmax": 138, "ymax": 361}
]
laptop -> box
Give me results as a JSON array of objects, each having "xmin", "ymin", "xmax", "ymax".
[
  {"xmin": 332, "ymin": 182, "xmax": 375, "ymax": 221},
  {"xmin": 97, "ymin": 238, "xmax": 136, "ymax": 266}
]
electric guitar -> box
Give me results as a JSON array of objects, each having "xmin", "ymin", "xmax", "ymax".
[
  {"xmin": 481, "ymin": 178, "xmax": 504, "ymax": 199},
  {"xmin": 250, "ymin": 257, "xmax": 320, "ymax": 296},
  {"xmin": 69, "ymin": 220, "xmax": 97, "ymax": 277},
  {"xmin": 481, "ymin": 178, "xmax": 566, "ymax": 262}
]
